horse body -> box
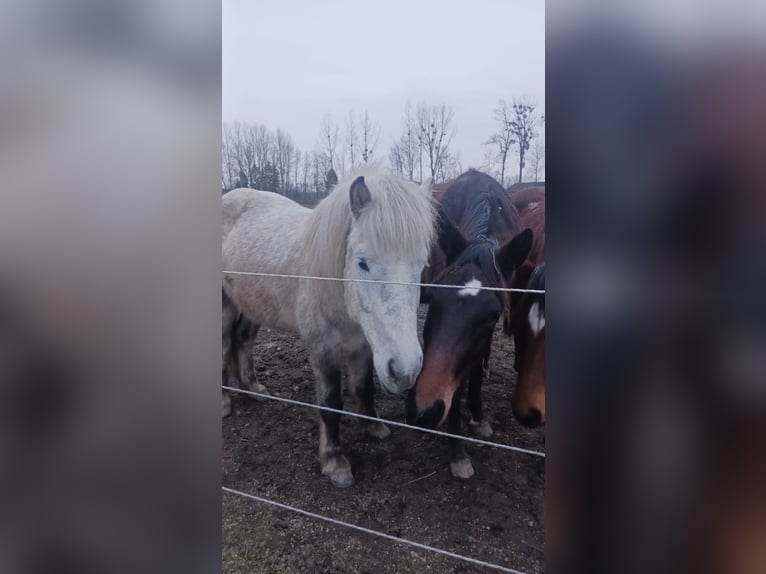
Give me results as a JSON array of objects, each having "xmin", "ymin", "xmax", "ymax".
[
  {"xmin": 507, "ymin": 188, "xmax": 546, "ymax": 427},
  {"xmin": 223, "ymin": 190, "xmax": 308, "ymax": 331},
  {"xmin": 408, "ymin": 169, "xmax": 532, "ymax": 478},
  {"xmin": 222, "ymin": 169, "xmax": 435, "ymax": 488}
]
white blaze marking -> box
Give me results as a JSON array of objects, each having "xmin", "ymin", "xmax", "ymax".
[
  {"xmin": 458, "ymin": 278, "xmax": 482, "ymax": 297},
  {"xmin": 528, "ymin": 302, "xmax": 545, "ymax": 335}
]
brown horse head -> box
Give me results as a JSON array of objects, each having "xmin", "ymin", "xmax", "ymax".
[
  {"xmin": 407, "ymin": 170, "xmax": 532, "ymax": 427},
  {"xmin": 508, "ymin": 262, "xmax": 546, "ymax": 427},
  {"xmin": 506, "ymin": 190, "xmax": 546, "ymax": 427}
]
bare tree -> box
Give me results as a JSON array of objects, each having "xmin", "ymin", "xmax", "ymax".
[
  {"xmin": 481, "ymin": 146, "xmax": 498, "ymax": 178},
  {"xmin": 508, "ymin": 98, "xmax": 540, "ymax": 184},
  {"xmin": 360, "ymin": 109, "xmax": 380, "ymax": 164},
  {"xmin": 401, "ymin": 101, "xmax": 419, "ymax": 181},
  {"xmin": 416, "ymin": 102, "xmax": 455, "ymax": 181},
  {"xmin": 318, "ymin": 113, "xmax": 339, "ymax": 171},
  {"xmin": 311, "ymin": 152, "xmax": 324, "ymax": 194},
  {"xmin": 242, "ymin": 124, "xmax": 259, "ymax": 186},
  {"xmin": 222, "ymin": 122, "xmax": 237, "ymax": 190},
  {"xmin": 291, "ymin": 146, "xmax": 301, "ymax": 194},
  {"xmin": 229, "ymin": 121, "xmax": 249, "ymax": 185},
  {"xmin": 344, "ymin": 110, "xmax": 358, "ymax": 172},
  {"xmin": 484, "ymin": 100, "xmax": 516, "ymax": 186},
  {"xmin": 389, "ymin": 141, "xmax": 404, "ymax": 177},
  {"xmin": 438, "ymin": 150, "xmax": 462, "ymax": 182},
  {"xmin": 301, "ymin": 150, "xmax": 311, "ymax": 192},
  {"xmin": 389, "ymin": 101, "xmax": 419, "ymax": 180},
  {"xmin": 336, "ymin": 146, "xmax": 346, "ymax": 178},
  {"xmin": 525, "ymin": 134, "xmax": 545, "ymax": 182},
  {"xmin": 274, "ymin": 129, "xmax": 295, "ymax": 192},
  {"xmin": 252, "ymin": 124, "xmax": 272, "ymax": 175}
]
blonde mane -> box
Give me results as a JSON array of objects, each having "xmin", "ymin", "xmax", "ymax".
[{"xmin": 303, "ymin": 167, "xmax": 435, "ymax": 279}]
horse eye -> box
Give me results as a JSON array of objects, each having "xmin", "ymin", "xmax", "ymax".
[{"xmin": 358, "ymin": 260, "xmax": 369, "ymax": 272}]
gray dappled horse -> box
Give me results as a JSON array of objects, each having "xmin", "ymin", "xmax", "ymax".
[{"xmin": 222, "ymin": 169, "xmax": 435, "ymax": 487}]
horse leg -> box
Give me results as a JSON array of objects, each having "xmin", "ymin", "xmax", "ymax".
[
  {"xmin": 347, "ymin": 348, "xmax": 390, "ymax": 440},
  {"xmin": 222, "ymin": 291, "xmax": 238, "ymax": 418},
  {"xmin": 234, "ymin": 314, "xmax": 269, "ymax": 398},
  {"xmin": 467, "ymin": 347, "xmax": 493, "ymax": 438},
  {"xmin": 449, "ymin": 383, "xmax": 474, "ymax": 479},
  {"xmin": 314, "ymin": 352, "xmax": 353, "ymax": 488}
]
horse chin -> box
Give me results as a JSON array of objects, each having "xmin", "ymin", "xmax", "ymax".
[
  {"xmin": 377, "ymin": 373, "xmax": 411, "ymax": 395},
  {"xmin": 379, "ymin": 377, "xmax": 401, "ymax": 394},
  {"xmin": 437, "ymin": 396, "xmax": 451, "ymax": 426}
]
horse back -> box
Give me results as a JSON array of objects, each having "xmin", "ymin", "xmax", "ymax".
[
  {"xmin": 222, "ymin": 189, "xmax": 310, "ymax": 330},
  {"xmin": 519, "ymin": 195, "xmax": 545, "ymax": 265},
  {"xmin": 223, "ymin": 188, "xmax": 308, "ymax": 239}
]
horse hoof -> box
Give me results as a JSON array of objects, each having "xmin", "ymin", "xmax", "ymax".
[
  {"xmin": 322, "ymin": 456, "xmax": 354, "ymax": 488},
  {"xmin": 328, "ymin": 471, "xmax": 354, "ymax": 489},
  {"xmin": 469, "ymin": 418, "xmax": 493, "ymax": 438},
  {"xmin": 246, "ymin": 382, "xmax": 270, "ymax": 401},
  {"xmin": 450, "ymin": 458, "xmax": 475, "ymax": 479},
  {"xmin": 366, "ymin": 421, "xmax": 391, "ymax": 440}
]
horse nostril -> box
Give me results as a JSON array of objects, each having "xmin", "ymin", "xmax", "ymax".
[
  {"xmin": 387, "ymin": 358, "xmax": 398, "ymax": 381},
  {"xmin": 520, "ymin": 408, "xmax": 542, "ymax": 428}
]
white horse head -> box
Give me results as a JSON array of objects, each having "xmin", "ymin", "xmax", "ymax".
[{"xmin": 341, "ymin": 173, "xmax": 434, "ymax": 392}]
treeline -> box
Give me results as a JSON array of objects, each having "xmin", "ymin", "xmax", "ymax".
[
  {"xmin": 222, "ymin": 98, "xmax": 544, "ymax": 198},
  {"xmin": 222, "ymin": 122, "xmax": 327, "ymax": 201}
]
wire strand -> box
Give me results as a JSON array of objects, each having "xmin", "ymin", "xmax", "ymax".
[
  {"xmin": 222, "ymin": 486, "xmax": 527, "ymax": 574},
  {"xmin": 222, "ymin": 386, "xmax": 545, "ymax": 458},
  {"xmin": 222, "ymin": 270, "xmax": 545, "ymax": 295}
]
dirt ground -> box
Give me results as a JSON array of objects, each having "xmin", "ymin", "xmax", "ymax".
[{"xmin": 222, "ymin": 306, "xmax": 545, "ymax": 573}]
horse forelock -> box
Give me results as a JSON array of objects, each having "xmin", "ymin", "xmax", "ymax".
[
  {"xmin": 303, "ymin": 168, "xmax": 435, "ymax": 278},
  {"xmin": 445, "ymin": 241, "xmax": 503, "ymax": 286},
  {"xmin": 355, "ymin": 173, "xmax": 435, "ymax": 262}
]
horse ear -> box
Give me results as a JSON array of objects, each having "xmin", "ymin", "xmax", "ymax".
[
  {"xmin": 496, "ymin": 228, "xmax": 533, "ymax": 279},
  {"xmin": 436, "ymin": 210, "xmax": 468, "ymax": 264},
  {"xmin": 511, "ymin": 260, "xmax": 535, "ymax": 289},
  {"xmin": 349, "ymin": 176, "xmax": 371, "ymax": 219}
]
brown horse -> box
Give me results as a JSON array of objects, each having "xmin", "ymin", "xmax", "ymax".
[
  {"xmin": 407, "ymin": 169, "xmax": 532, "ymax": 478},
  {"xmin": 506, "ymin": 188, "xmax": 546, "ymax": 427}
]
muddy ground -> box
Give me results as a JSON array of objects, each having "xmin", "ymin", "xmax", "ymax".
[{"xmin": 223, "ymin": 306, "xmax": 545, "ymax": 573}]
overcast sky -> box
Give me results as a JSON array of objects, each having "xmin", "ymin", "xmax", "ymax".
[{"xmin": 223, "ymin": 1, "xmax": 544, "ymax": 171}]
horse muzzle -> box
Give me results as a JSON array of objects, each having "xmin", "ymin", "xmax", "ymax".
[
  {"xmin": 406, "ymin": 390, "xmax": 448, "ymax": 428},
  {"xmin": 377, "ymin": 352, "xmax": 422, "ymax": 394}
]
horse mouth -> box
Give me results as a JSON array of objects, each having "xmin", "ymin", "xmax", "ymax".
[
  {"xmin": 379, "ymin": 376, "xmax": 414, "ymax": 395},
  {"xmin": 406, "ymin": 399, "xmax": 446, "ymax": 429}
]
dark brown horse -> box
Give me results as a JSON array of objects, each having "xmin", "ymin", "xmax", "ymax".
[
  {"xmin": 506, "ymin": 188, "xmax": 545, "ymax": 427},
  {"xmin": 407, "ymin": 169, "xmax": 532, "ymax": 478}
]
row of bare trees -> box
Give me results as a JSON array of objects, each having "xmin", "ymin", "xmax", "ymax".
[
  {"xmin": 222, "ymin": 121, "xmax": 312, "ymax": 194},
  {"xmin": 388, "ymin": 101, "xmax": 462, "ymax": 183},
  {"xmin": 223, "ymin": 108, "xmax": 386, "ymax": 197},
  {"xmin": 318, "ymin": 109, "xmax": 381, "ymax": 178},
  {"xmin": 483, "ymin": 98, "xmax": 545, "ymax": 186},
  {"xmin": 223, "ymin": 98, "xmax": 544, "ymax": 198}
]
